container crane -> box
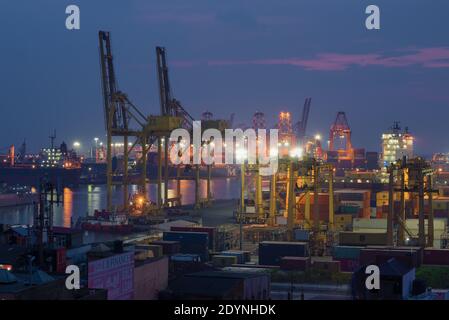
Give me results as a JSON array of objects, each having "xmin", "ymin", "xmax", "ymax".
[
  {"xmin": 329, "ymin": 111, "xmax": 353, "ymax": 161},
  {"xmin": 99, "ymin": 31, "xmax": 165, "ymax": 213},
  {"xmin": 294, "ymin": 97, "xmax": 312, "ymax": 145},
  {"xmin": 155, "ymin": 46, "xmax": 195, "ymax": 208}
]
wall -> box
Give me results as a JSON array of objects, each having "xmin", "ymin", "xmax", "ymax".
[
  {"xmin": 133, "ymin": 256, "xmax": 169, "ymax": 300},
  {"xmin": 88, "ymin": 251, "xmax": 134, "ymax": 300},
  {"xmin": 243, "ymin": 274, "xmax": 271, "ymax": 300}
]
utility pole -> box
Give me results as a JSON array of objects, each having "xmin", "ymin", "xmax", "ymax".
[{"xmin": 387, "ymin": 165, "xmax": 394, "ymax": 246}]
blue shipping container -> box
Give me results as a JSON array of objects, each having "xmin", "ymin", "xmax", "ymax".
[
  {"xmin": 163, "ymin": 231, "xmax": 209, "ymax": 261},
  {"xmin": 294, "ymin": 229, "xmax": 310, "ymax": 241}
]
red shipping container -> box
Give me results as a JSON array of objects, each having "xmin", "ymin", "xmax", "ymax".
[
  {"xmin": 280, "ymin": 256, "xmax": 311, "ymax": 271},
  {"xmin": 56, "ymin": 247, "xmax": 67, "ymax": 273},
  {"xmin": 423, "ymin": 248, "xmax": 449, "ymax": 265},
  {"xmin": 336, "ymin": 258, "xmax": 360, "ymax": 272},
  {"xmin": 359, "ymin": 248, "xmax": 421, "ymax": 269}
]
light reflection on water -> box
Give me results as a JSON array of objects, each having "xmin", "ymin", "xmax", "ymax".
[{"xmin": 0, "ymin": 178, "xmax": 240, "ymax": 228}]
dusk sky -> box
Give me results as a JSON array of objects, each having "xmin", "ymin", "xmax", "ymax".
[{"xmin": 1, "ymin": 0, "xmax": 449, "ymax": 154}]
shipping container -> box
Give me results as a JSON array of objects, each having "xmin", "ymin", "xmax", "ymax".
[
  {"xmin": 312, "ymin": 260, "xmax": 341, "ymax": 273},
  {"xmin": 280, "ymin": 256, "xmax": 311, "ymax": 271},
  {"xmin": 293, "ymin": 229, "xmax": 310, "ymax": 241},
  {"xmin": 219, "ymin": 251, "xmax": 246, "ymax": 264},
  {"xmin": 163, "ymin": 231, "xmax": 209, "ymax": 261},
  {"xmin": 171, "ymin": 226, "xmax": 216, "ymax": 250},
  {"xmin": 353, "ymin": 218, "xmax": 387, "ymax": 231},
  {"xmin": 366, "ymin": 246, "xmax": 424, "ymax": 265},
  {"xmin": 359, "ymin": 247, "xmax": 422, "ymax": 269},
  {"xmin": 332, "ymin": 246, "xmax": 363, "ymax": 260},
  {"xmin": 258, "ymin": 241, "xmax": 309, "ymax": 266},
  {"xmin": 338, "ymin": 205, "xmax": 359, "ymax": 214},
  {"xmin": 170, "ymin": 254, "xmax": 201, "ymax": 262},
  {"xmin": 339, "ymin": 231, "xmax": 388, "ymax": 246},
  {"xmin": 423, "ymin": 248, "xmax": 449, "ymax": 265},
  {"xmin": 151, "ymin": 240, "xmax": 181, "ymax": 255},
  {"xmin": 135, "ymin": 244, "xmax": 163, "ymax": 257},
  {"xmin": 212, "ymin": 255, "xmax": 238, "ymax": 267},
  {"xmin": 336, "ymin": 258, "xmax": 360, "ymax": 272}
]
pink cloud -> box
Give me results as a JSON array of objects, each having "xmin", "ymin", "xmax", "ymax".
[{"xmin": 206, "ymin": 47, "xmax": 449, "ymax": 71}]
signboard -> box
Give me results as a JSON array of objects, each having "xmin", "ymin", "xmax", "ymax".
[{"xmin": 88, "ymin": 251, "xmax": 134, "ymax": 300}]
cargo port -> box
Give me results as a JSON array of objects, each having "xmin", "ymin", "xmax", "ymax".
[{"xmin": 1, "ymin": 1, "xmax": 449, "ymax": 305}]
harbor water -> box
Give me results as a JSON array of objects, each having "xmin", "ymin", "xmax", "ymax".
[{"xmin": 0, "ymin": 178, "xmax": 240, "ymax": 229}]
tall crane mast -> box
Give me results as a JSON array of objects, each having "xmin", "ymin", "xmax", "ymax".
[
  {"xmin": 99, "ymin": 31, "xmax": 148, "ymax": 212},
  {"xmin": 294, "ymin": 97, "xmax": 312, "ymax": 145},
  {"xmin": 156, "ymin": 47, "xmax": 194, "ymax": 130}
]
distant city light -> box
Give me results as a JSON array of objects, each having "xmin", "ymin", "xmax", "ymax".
[
  {"xmin": 73, "ymin": 141, "xmax": 81, "ymax": 148},
  {"xmin": 315, "ymin": 134, "xmax": 321, "ymax": 141}
]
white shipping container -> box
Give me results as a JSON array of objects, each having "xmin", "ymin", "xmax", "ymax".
[
  {"xmin": 246, "ymin": 206, "xmax": 256, "ymax": 213},
  {"xmin": 353, "ymin": 218, "xmax": 387, "ymax": 231},
  {"xmin": 276, "ymin": 216, "xmax": 287, "ymax": 225},
  {"xmin": 405, "ymin": 218, "xmax": 447, "ymax": 231}
]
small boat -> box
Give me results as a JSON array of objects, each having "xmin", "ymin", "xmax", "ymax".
[{"xmin": 77, "ymin": 209, "xmax": 133, "ymax": 234}]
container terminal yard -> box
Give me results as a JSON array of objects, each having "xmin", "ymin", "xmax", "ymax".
[{"xmin": 1, "ymin": 1, "xmax": 449, "ymax": 307}]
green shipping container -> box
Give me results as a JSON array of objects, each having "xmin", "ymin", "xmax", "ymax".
[{"xmin": 332, "ymin": 245, "xmax": 363, "ymax": 260}]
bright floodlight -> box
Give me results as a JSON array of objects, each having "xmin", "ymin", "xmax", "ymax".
[
  {"xmin": 315, "ymin": 134, "xmax": 321, "ymax": 141},
  {"xmin": 290, "ymin": 147, "xmax": 303, "ymax": 158},
  {"xmin": 73, "ymin": 141, "xmax": 81, "ymax": 148}
]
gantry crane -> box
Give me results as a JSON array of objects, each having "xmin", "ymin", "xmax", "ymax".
[
  {"xmin": 99, "ymin": 31, "xmax": 150, "ymax": 212},
  {"xmin": 155, "ymin": 46, "xmax": 194, "ymax": 208},
  {"xmin": 329, "ymin": 111, "xmax": 353, "ymax": 161},
  {"xmin": 100, "ymin": 31, "xmax": 183, "ymax": 214},
  {"xmin": 387, "ymin": 157, "xmax": 436, "ymax": 247},
  {"xmin": 294, "ymin": 97, "xmax": 312, "ymax": 146}
]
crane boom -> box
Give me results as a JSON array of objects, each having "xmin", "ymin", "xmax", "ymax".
[
  {"xmin": 294, "ymin": 97, "xmax": 312, "ymax": 142},
  {"xmin": 156, "ymin": 46, "xmax": 194, "ymax": 130}
]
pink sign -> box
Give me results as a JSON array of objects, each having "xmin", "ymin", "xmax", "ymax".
[{"xmin": 88, "ymin": 251, "xmax": 134, "ymax": 300}]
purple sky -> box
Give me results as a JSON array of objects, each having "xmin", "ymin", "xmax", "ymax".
[{"xmin": 0, "ymin": 0, "xmax": 448, "ymax": 155}]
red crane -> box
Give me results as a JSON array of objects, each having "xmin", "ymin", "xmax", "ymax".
[{"xmin": 329, "ymin": 112, "xmax": 353, "ymax": 160}]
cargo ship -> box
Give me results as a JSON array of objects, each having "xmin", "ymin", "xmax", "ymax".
[
  {"xmin": 76, "ymin": 210, "xmax": 134, "ymax": 234},
  {"xmin": 79, "ymin": 153, "xmax": 237, "ymax": 185},
  {"xmin": 0, "ymin": 141, "xmax": 81, "ymax": 187}
]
